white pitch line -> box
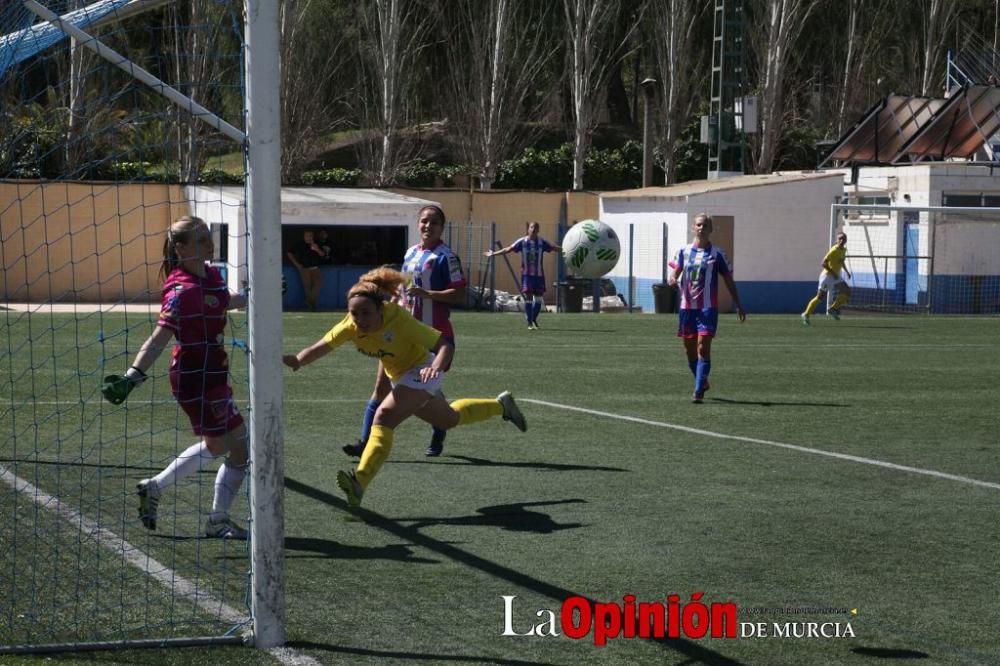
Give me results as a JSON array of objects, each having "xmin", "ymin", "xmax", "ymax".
[
  {"xmin": 523, "ymin": 399, "xmax": 1000, "ymax": 491},
  {"xmin": 0, "ymin": 466, "xmax": 323, "ymax": 666},
  {"xmin": 0, "ymin": 466, "xmax": 249, "ymax": 627}
]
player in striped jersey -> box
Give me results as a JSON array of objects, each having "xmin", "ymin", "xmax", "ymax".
[
  {"xmin": 667, "ymin": 213, "xmax": 746, "ymax": 403},
  {"xmin": 343, "ymin": 205, "xmax": 467, "ymax": 458},
  {"xmin": 485, "ymin": 222, "xmax": 561, "ymax": 329}
]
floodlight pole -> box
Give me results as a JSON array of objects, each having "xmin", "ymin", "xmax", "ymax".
[{"xmin": 245, "ymin": 0, "xmax": 285, "ymax": 649}]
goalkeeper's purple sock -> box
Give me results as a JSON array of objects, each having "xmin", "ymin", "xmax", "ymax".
[
  {"xmin": 695, "ymin": 359, "xmax": 711, "ymax": 393},
  {"xmin": 359, "ymin": 399, "xmax": 379, "ymax": 446}
]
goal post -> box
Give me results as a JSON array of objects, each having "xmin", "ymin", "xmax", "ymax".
[
  {"xmin": 829, "ymin": 203, "xmax": 1000, "ymax": 314},
  {"xmin": 1, "ymin": 0, "xmax": 283, "ymax": 654}
]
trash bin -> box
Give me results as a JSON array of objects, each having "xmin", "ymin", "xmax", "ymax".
[
  {"xmin": 558, "ymin": 281, "xmax": 583, "ymax": 313},
  {"xmin": 652, "ymin": 282, "xmax": 677, "ymax": 313}
]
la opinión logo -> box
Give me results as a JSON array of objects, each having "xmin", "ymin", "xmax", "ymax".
[
  {"xmin": 501, "ymin": 593, "xmax": 737, "ymax": 645},
  {"xmin": 501, "ymin": 595, "xmax": 857, "ymax": 645}
]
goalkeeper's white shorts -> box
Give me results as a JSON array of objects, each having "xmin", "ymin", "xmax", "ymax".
[{"xmin": 817, "ymin": 270, "xmax": 848, "ymax": 292}]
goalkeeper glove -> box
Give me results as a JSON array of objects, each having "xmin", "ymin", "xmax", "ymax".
[{"xmin": 102, "ymin": 367, "xmax": 147, "ymax": 405}]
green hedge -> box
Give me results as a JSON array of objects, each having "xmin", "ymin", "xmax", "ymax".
[{"xmin": 299, "ymin": 167, "xmax": 362, "ymax": 187}]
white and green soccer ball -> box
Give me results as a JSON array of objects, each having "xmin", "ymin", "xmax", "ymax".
[{"xmin": 562, "ymin": 219, "xmax": 621, "ymax": 278}]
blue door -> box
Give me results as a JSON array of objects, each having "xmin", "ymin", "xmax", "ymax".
[{"xmin": 904, "ymin": 223, "xmax": 919, "ymax": 305}]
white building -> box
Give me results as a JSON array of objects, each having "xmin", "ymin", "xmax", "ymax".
[
  {"xmin": 187, "ymin": 186, "xmax": 438, "ymax": 309},
  {"xmin": 599, "ymin": 172, "xmax": 844, "ymax": 313},
  {"xmin": 832, "ymin": 163, "xmax": 1000, "ymax": 313}
]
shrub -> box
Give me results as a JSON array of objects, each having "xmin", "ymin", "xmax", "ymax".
[{"xmin": 300, "ymin": 167, "xmax": 362, "ymax": 187}]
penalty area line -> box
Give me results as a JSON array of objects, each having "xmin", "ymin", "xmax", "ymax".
[{"xmin": 522, "ymin": 399, "xmax": 1000, "ymax": 491}]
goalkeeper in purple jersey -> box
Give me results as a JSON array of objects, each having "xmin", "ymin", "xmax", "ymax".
[
  {"xmin": 343, "ymin": 204, "xmax": 467, "ymax": 459},
  {"xmin": 485, "ymin": 222, "xmax": 561, "ymax": 329},
  {"xmin": 101, "ymin": 216, "xmax": 249, "ymax": 539},
  {"xmin": 667, "ymin": 213, "xmax": 746, "ymax": 404}
]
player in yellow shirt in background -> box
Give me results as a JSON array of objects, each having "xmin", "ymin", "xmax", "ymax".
[
  {"xmin": 801, "ymin": 232, "xmax": 852, "ymax": 324},
  {"xmin": 283, "ymin": 267, "xmax": 526, "ymax": 508}
]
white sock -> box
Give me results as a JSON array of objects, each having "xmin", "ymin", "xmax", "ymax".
[
  {"xmin": 210, "ymin": 462, "xmax": 246, "ymax": 519},
  {"xmin": 152, "ymin": 441, "xmax": 216, "ymax": 490}
]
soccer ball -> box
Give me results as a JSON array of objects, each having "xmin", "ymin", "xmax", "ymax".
[{"xmin": 562, "ymin": 219, "xmax": 621, "ymax": 278}]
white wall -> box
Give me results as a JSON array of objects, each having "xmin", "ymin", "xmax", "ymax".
[
  {"xmin": 686, "ymin": 177, "xmax": 843, "ymax": 280},
  {"xmin": 185, "ymin": 186, "xmax": 437, "ymax": 292}
]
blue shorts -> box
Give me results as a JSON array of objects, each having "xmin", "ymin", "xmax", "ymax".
[
  {"xmin": 520, "ymin": 275, "xmax": 546, "ymax": 296},
  {"xmin": 677, "ymin": 308, "xmax": 719, "ymax": 339}
]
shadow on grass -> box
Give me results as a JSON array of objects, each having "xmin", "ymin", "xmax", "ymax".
[
  {"xmin": 285, "ymin": 641, "xmax": 558, "ymax": 665},
  {"xmin": 0, "ymin": 457, "xmax": 163, "ymax": 474},
  {"xmin": 847, "ymin": 325, "xmax": 917, "ymax": 330},
  {"xmin": 709, "ymin": 398, "xmax": 850, "ymax": 408},
  {"xmin": 284, "ymin": 476, "xmax": 745, "ymax": 666},
  {"xmin": 542, "ymin": 326, "xmax": 627, "ymax": 334},
  {"xmin": 392, "ymin": 499, "xmax": 585, "ymax": 534},
  {"xmin": 284, "ymin": 536, "xmax": 438, "ymax": 563},
  {"xmin": 392, "ymin": 455, "xmax": 627, "ymax": 473},
  {"xmin": 851, "ymin": 646, "xmax": 929, "ymax": 659}
]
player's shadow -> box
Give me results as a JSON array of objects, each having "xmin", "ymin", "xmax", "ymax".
[
  {"xmin": 390, "ymin": 499, "xmax": 586, "ymax": 534},
  {"xmin": 284, "ymin": 642, "xmax": 559, "ymax": 666},
  {"xmin": 535, "ymin": 326, "xmax": 619, "ymax": 333},
  {"xmin": 282, "ymin": 476, "xmax": 744, "ymax": 666},
  {"xmin": 851, "ymin": 647, "xmax": 929, "ymax": 659},
  {"xmin": 392, "ymin": 455, "xmax": 627, "ymax": 473},
  {"xmin": 283, "ymin": 536, "xmax": 437, "ymax": 563},
  {"xmin": 709, "ymin": 397, "xmax": 850, "ymax": 408},
  {"xmin": 849, "ymin": 324, "xmax": 916, "ymax": 330},
  {"xmin": 0, "ymin": 457, "xmax": 163, "ymax": 474}
]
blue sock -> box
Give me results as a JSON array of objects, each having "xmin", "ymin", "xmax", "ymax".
[
  {"xmin": 695, "ymin": 359, "xmax": 711, "ymax": 392},
  {"xmin": 359, "ymin": 399, "xmax": 379, "ymax": 445},
  {"xmin": 534, "ymin": 301, "xmax": 543, "ymax": 321},
  {"xmin": 525, "ymin": 301, "xmax": 533, "ymax": 324},
  {"xmin": 688, "ymin": 359, "xmax": 698, "ymax": 376},
  {"xmin": 431, "ymin": 427, "xmax": 446, "ymax": 446}
]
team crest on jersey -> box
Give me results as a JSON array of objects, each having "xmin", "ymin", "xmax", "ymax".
[
  {"xmin": 204, "ymin": 295, "xmax": 220, "ymax": 308},
  {"xmin": 383, "ymin": 331, "xmax": 394, "ymax": 343}
]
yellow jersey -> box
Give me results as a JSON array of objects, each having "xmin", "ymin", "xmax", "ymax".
[
  {"xmin": 322, "ymin": 301, "xmax": 442, "ymax": 380},
  {"xmin": 823, "ymin": 244, "xmax": 847, "ymax": 275}
]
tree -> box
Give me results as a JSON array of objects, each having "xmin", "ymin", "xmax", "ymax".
[
  {"xmin": 749, "ymin": 0, "xmax": 822, "ymax": 174},
  {"xmin": 280, "ymin": 0, "xmax": 352, "ymax": 183},
  {"xmin": 918, "ymin": 0, "xmax": 958, "ymax": 95},
  {"xmin": 439, "ymin": 0, "xmax": 558, "ymax": 190},
  {"xmin": 830, "ymin": 0, "xmax": 896, "ymax": 136},
  {"xmin": 354, "ymin": 0, "xmax": 434, "ymax": 186},
  {"xmin": 563, "ymin": 0, "xmax": 645, "ymax": 189},
  {"xmin": 649, "ymin": 0, "xmax": 710, "ymax": 184}
]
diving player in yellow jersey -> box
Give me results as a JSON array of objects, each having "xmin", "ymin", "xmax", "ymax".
[
  {"xmin": 802, "ymin": 232, "xmax": 852, "ymax": 324},
  {"xmin": 283, "ymin": 266, "xmax": 527, "ymax": 508}
]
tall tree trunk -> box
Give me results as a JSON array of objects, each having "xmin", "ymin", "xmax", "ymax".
[
  {"xmin": 563, "ymin": 0, "xmax": 644, "ymax": 190},
  {"xmin": 752, "ymin": 0, "xmax": 817, "ymax": 174},
  {"xmin": 356, "ymin": 0, "xmax": 431, "ymax": 186},
  {"xmin": 651, "ymin": 0, "xmax": 708, "ymax": 184}
]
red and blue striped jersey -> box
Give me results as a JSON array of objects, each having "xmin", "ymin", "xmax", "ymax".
[
  {"xmin": 401, "ymin": 240, "xmax": 466, "ymax": 340},
  {"xmin": 511, "ymin": 236, "xmax": 555, "ymax": 279},
  {"xmin": 669, "ymin": 243, "xmax": 732, "ymax": 310}
]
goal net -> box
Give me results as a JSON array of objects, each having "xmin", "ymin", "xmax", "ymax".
[
  {"xmin": 1, "ymin": 0, "xmax": 279, "ymax": 653},
  {"xmin": 834, "ymin": 203, "xmax": 1000, "ymax": 314}
]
